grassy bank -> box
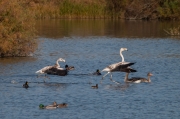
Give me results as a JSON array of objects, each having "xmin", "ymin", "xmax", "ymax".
[
  {"xmin": 0, "ymin": 0, "xmax": 180, "ymax": 57},
  {"xmin": 28, "ymin": 0, "xmax": 180, "ymax": 20},
  {"xmin": 28, "ymin": 0, "xmax": 108, "ymax": 19}
]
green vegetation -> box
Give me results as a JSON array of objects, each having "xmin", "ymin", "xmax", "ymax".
[
  {"xmin": 27, "ymin": 0, "xmax": 180, "ymax": 19},
  {"xmin": 58, "ymin": 0, "xmax": 106, "ymax": 19},
  {"xmin": 0, "ymin": 0, "xmax": 180, "ymax": 57},
  {"xmin": 28, "ymin": 0, "xmax": 107, "ymax": 19},
  {"xmin": 157, "ymin": 0, "xmax": 180, "ymax": 19}
]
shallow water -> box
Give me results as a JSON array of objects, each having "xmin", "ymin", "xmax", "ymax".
[{"xmin": 0, "ymin": 20, "xmax": 180, "ymax": 119}]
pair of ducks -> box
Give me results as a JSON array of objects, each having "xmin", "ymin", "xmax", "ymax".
[
  {"xmin": 91, "ymin": 72, "xmax": 153, "ymax": 89},
  {"xmin": 39, "ymin": 102, "xmax": 68, "ymax": 109},
  {"xmin": 91, "ymin": 70, "xmax": 101, "ymax": 89},
  {"xmin": 91, "ymin": 72, "xmax": 153, "ymax": 88}
]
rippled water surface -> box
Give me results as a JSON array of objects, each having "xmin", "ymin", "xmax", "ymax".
[{"xmin": 0, "ymin": 20, "xmax": 180, "ymax": 119}]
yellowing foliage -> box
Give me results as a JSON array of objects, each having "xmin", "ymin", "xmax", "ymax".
[{"xmin": 0, "ymin": 0, "xmax": 37, "ymax": 57}]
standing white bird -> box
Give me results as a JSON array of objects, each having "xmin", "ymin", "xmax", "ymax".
[
  {"xmin": 36, "ymin": 58, "xmax": 66, "ymax": 74},
  {"xmin": 101, "ymin": 48, "xmax": 136, "ymax": 83}
]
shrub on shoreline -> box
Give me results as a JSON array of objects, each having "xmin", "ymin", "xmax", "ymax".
[
  {"xmin": 0, "ymin": 0, "xmax": 37, "ymax": 57},
  {"xmin": 0, "ymin": 0, "xmax": 179, "ymax": 57}
]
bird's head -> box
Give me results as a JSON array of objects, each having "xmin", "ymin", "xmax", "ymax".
[
  {"xmin": 120, "ymin": 48, "xmax": 128, "ymax": 52},
  {"xmin": 147, "ymin": 72, "xmax": 153, "ymax": 76},
  {"xmin": 58, "ymin": 58, "xmax": 66, "ymax": 62}
]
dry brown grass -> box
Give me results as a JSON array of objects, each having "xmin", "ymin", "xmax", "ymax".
[
  {"xmin": 164, "ymin": 26, "xmax": 180, "ymax": 36},
  {"xmin": 0, "ymin": 0, "xmax": 180, "ymax": 57}
]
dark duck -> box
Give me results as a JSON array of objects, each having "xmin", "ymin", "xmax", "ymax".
[
  {"xmin": 92, "ymin": 69, "xmax": 101, "ymax": 75},
  {"xmin": 65, "ymin": 64, "xmax": 75, "ymax": 71},
  {"xmin": 23, "ymin": 81, "xmax": 29, "ymax": 88},
  {"xmin": 91, "ymin": 84, "xmax": 98, "ymax": 89}
]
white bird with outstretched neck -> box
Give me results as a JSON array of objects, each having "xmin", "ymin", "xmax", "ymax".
[{"xmin": 101, "ymin": 48, "xmax": 136, "ymax": 84}]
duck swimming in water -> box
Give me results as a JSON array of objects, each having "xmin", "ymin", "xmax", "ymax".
[
  {"xmin": 91, "ymin": 84, "xmax": 98, "ymax": 89},
  {"xmin": 39, "ymin": 102, "xmax": 68, "ymax": 109},
  {"xmin": 124, "ymin": 72, "xmax": 153, "ymax": 83},
  {"xmin": 57, "ymin": 103, "xmax": 68, "ymax": 108},
  {"xmin": 92, "ymin": 69, "xmax": 101, "ymax": 75},
  {"xmin": 23, "ymin": 81, "xmax": 29, "ymax": 88},
  {"xmin": 39, "ymin": 104, "xmax": 57, "ymax": 109},
  {"xmin": 65, "ymin": 64, "xmax": 75, "ymax": 71}
]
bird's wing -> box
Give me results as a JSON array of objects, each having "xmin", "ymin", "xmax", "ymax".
[
  {"xmin": 108, "ymin": 62, "xmax": 121, "ymax": 69},
  {"xmin": 36, "ymin": 65, "xmax": 54, "ymax": 73},
  {"xmin": 108, "ymin": 62, "xmax": 135, "ymax": 71},
  {"xmin": 128, "ymin": 78, "xmax": 141, "ymax": 82},
  {"xmin": 57, "ymin": 67, "xmax": 65, "ymax": 70},
  {"xmin": 131, "ymin": 77, "xmax": 144, "ymax": 80},
  {"xmin": 41, "ymin": 66, "xmax": 54, "ymax": 72},
  {"xmin": 120, "ymin": 66, "xmax": 137, "ymax": 73}
]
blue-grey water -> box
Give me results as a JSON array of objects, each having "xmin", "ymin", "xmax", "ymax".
[{"xmin": 0, "ymin": 20, "xmax": 180, "ymax": 119}]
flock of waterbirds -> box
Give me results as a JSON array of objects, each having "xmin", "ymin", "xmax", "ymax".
[
  {"xmin": 29, "ymin": 47, "xmax": 153, "ymax": 87},
  {"xmin": 21, "ymin": 47, "xmax": 153, "ymax": 109}
]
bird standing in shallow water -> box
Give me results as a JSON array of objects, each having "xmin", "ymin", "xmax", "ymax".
[{"xmin": 101, "ymin": 48, "xmax": 136, "ymax": 84}]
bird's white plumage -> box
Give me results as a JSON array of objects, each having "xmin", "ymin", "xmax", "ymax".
[
  {"xmin": 101, "ymin": 48, "xmax": 134, "ymax": 83},
  {"xmin": 35, "ymin": 58, "xmax": 65, "ymax": 74},
  {"xmin": 36, "ymin": 66, "xmax": 54, "ymax": 74}
]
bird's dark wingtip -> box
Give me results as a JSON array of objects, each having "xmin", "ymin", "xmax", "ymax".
[
  {"xmin": 130, "ymin": 69, "xmax": 137, "ymax": 72},
  {"xmin": 128, "ymin": 62, "xmax": 136, "ymax": 66}
]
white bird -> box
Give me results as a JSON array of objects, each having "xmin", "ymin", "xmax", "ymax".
[
  {"xmin": 119, "ymin": 47, "xmax": 127, "ymax": 62},
  {"xmin": 124, "ymin": 72, "xmax": 153, "ymax": 83},
  {"xmin": 36, "ymin": 58, "xmax": 66, "ymax": 74},
  {"xmin": 101, "ymin": 48, "xmax": 136, "ymax": 84}
]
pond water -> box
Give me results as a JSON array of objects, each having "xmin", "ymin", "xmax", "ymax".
[{"xmin": 0, "ymin": 19, "xmax": 180, "ymax": 119}]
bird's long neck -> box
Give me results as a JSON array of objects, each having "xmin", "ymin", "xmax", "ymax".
[
  {"xmin": 56, "ymin": 60, "xmax": 60, "ymax": 67},
  {"xmin": 124, "ymin": 73, "xmax": 129, "ymax": 82},
  {"xmin": 120, "ymin": 50, "xmax": 124, "ymax": 62},
  {"xmin": 147, "ymin": 76, "xmax": 151, "ymax": 82}
]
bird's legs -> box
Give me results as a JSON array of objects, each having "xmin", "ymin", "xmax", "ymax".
[
  {"xmin": 101, "ymin": 72, "xmax": 110, "ymax": 83},
  {"xmin": 109, "ymin": 73, "xmax": 120, "ymax": 84}
]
